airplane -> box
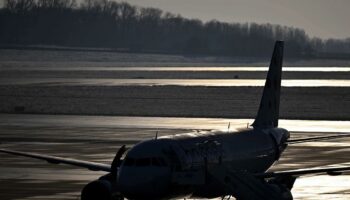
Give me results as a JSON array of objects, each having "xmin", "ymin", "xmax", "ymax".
[{"xmin": 1, "ymin": 41, "xmax": 350, "ymax": 200}]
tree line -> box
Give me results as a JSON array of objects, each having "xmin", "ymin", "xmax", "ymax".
[{"xmin": 1, "ymin": 0, "xmax": 350, "ymax": 58}]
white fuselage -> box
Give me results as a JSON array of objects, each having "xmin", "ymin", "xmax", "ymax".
[{"xmin": 118, "ymin": 127, "xmax": 290, "ymax": 200}]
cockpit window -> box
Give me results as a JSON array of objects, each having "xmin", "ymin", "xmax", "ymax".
[
  {"xmin": 151, "ymin": 157, "xmax": 161, "ymax": 166},
  {"xmin": 124, "ymin": 157, "xmax": 167, "ymax": 167},
  {"xmin": 136, "ymin": 158, "xmax": 151, "ymax": 166},
  {"xmin": 152, "ymin": 157, "xmax": 167, "ymax": 166}
]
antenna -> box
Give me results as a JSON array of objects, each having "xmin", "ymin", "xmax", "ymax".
[{"xmin": 155, "ymin": 131, "xmax": 158, "ymax": 140}]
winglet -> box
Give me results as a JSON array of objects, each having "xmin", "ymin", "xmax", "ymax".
[{"xmin": 252, "ymin": 41, "xmax": 284, "ymax": 129}]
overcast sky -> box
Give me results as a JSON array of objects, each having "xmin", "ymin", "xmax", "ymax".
[
  {"xmin": 1, "ymin": 0, "xmax": 349, "ymax": 39},
  {"xmin": 123, "ymin": 0, "xmax": 350, "ymax": 39}
]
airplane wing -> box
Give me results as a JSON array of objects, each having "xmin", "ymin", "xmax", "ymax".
[
  {"xmin": 287, "ymin": 133, "xmax": 350, "ymax": 144},
  {"xmin": 256, "ymin": 165, "xmax": 350, "ymax": 178},
  {"xmin": 0, "ymin": 148, "xmax": 111, "ymax": 172}
]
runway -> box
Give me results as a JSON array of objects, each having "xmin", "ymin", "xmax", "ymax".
[{"xmin": 0, "ymin": 114, "xmax": 349, "ymax": 200}]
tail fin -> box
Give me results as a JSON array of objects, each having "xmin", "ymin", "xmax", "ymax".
[{"xmin": 252, "ymin": 41, "xmax": 284, "ymax": 129}]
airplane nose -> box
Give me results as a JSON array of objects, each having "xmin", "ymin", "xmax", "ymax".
[
  {"xmin": 284, "ymin": 130, "xmax": 290, "ymax": 139},
  {"xmin": 118, "ymin": 166, "xmax": 171, "ymax": 199}
]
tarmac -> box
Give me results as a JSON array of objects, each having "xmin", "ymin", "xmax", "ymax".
[{"xmin": 0, "ymin": 114, "xmax": 349, "ymax": 200}]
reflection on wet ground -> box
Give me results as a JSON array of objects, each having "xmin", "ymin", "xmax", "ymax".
[
  {"xmin": 1, "ymin": 78, "xmax": 350, "ymax": 87},
  {"xmin": 2, "ymin": 66, "xmax": 349, "ymax": 80},
  {"xmin": 1, "ymin": 114, "xmax": 350, "ymax": 133},
  {"xmin": 2, "ymin": 66, "xmax": 350, "ymax": 72},
  {"xmin": 0, "ymin": 114, "xmax": 349, "ymax": 200}
]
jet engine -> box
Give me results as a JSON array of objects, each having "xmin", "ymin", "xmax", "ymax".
[
  {"xmin": 267, "ymin": 175, "xmax": 296, "ymax": 200},
  {"xmin": 81, "ymin": 179, "xmax": 124, "ymax": 200},
  {"xmin": 266, "ymin": 183, "xmax": 293, "ymax": 200},
  {"xmin": 81, "ymin": 145, "xmax": 127, "ymax": 200},
  {"xmin": 81, "ymin": 180, "xmax": 113, "ymax": 200}
]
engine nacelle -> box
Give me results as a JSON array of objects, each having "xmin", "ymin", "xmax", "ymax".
[
  {"xmin": 81, "ymin": 180, "xmax": 113, "ymax": 200},
  {"xmin": 267, "ymin": 183, "xmax": 293, "ymax": 200},
  {"xmin": 267, "ymin": 175, "xmax": 296, "ymax": 200}
]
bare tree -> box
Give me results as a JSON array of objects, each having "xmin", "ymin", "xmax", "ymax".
[{"xmin": 5, "ymin": 0, "xmax": 35, "ymax": 12}]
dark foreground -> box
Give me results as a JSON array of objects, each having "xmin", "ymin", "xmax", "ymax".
[{"xmin": 0, "ymin": 114, "xmax": 349, "ymax": 200}]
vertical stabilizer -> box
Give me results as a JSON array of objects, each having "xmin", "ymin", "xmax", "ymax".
[{"xmin": 252, "ymin": 41, "xmax": 284, "ymax": 129}]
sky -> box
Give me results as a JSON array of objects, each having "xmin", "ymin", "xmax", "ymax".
[
  {"xmin": 123, "ymin": 0, "xmax": 350, "ymax": 39},
  {"xmin": 1, "ymin": 0, "xmax": 349, "ymax": 39}
]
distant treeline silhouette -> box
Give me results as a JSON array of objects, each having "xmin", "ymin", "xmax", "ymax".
[{"xmin": 1, "ymin": 0, "xmax": 350, "ymax": 58}]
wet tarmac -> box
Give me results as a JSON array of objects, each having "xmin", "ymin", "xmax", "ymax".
[
  {"xmin": 2, "ymin": 65, "xmax": 350, "ymax": 80},
  {"xmin": 3, "ymin": 66, "xmax": 350, "ymax": 71},
  {"xmin": 1, "ymin": 47, "xmax": 350, "ymax": 199},
  {"xmin": 1, "ymin": 78, "xmax": 350, "ymax": 87},
  {"xmin": 0, "ymin": 114, "xmax": 349, "ymax": 200}
]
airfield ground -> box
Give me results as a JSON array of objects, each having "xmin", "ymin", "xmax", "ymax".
[
  {"xmin": 0, "ymin": 115, "xmax": 350, "ymax": 200},
  {"xmin": 0, "ymin": 49, "xmax": 349, "ymax": 199}
]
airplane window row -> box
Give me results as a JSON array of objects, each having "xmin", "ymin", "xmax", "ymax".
[{"xmin": 123, "ymin": 157, "xmax": 167, "ymax": 167}]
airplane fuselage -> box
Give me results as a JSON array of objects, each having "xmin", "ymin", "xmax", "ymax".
[{"xmin": 118, "ymin": 127, "xmax": 290, "ymax": 199}]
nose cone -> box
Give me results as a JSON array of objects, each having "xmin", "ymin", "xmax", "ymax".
[
  {"xmin": 119, "ymin": 165, "xmax": 171, "ymax": 199},
  {"xmin": 272, "ymin": 128, "xmax": 290, "ymax": 144},
  {"xmin": 117, "ymin": 140, "xmax": 172, "ymax": 199},
  {"xmin": 282, "ymin": 128, "xmax": 290, "ymax": 142},
  {"xmin": 277, "ymin": 128, "xmax": 290, "ymax": 153}
]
